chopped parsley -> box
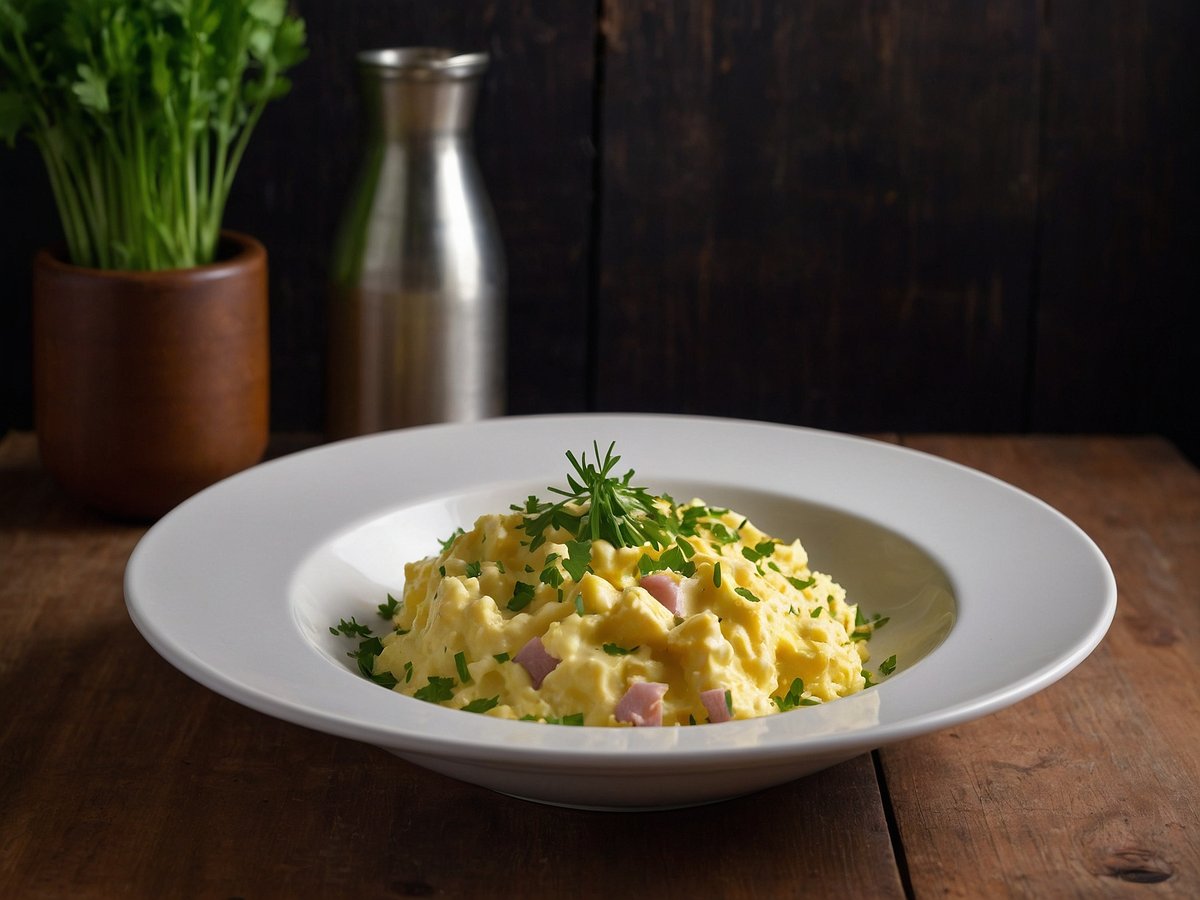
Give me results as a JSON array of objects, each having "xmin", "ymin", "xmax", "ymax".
[
  {"xmin": 741, "ymin": 540, "xmax": 776, "ymax": 563},
  {"xmin": 772, "ymin": 677, "xmax": 819, "ymax": 711},
  {"xmin": 413, "ymin": 676, "xmax": 456, "ymax": 703},
  {"xmin": 329, "ymin": 617, "xmax": 372, "ymax": 639},
  {"xmin": 438, "ymin": 528, "xmax": 465, "ymax": 552},
  {"xmin": 454, "ymin": 651, "xmax": 471, "ymax": 683},
  {"xmin": 562, "ymin": 540, "xmax": 592, "ymax": 581},
  {"xmin": 787, "ymin": 575, "xmax": 815, "ymax": 591},
  {"xmin": 602, "ymin": 642, "xmax": 639, "ymax": 656},
  {"xmin": 493, "ymin": 652, "xmax": 510, "ymax": 663},
  {"xmin": 377, "ymin": 594, "xmax": 401, "ymax": 619},
  {"xmin": 880, "ymin": 655, "xmax": 897, "ymax": 676},
  {"xmin": 464, "ymin": 561, "xmax": 482, "ymax": 579},
  {"xmin": 735, "ymin": 586, "xmax": 762, "ymax": 604},
  {"xmin": 507, "ymin": 581, "xmax": 536, "ymax": 612},
  {"xmin": 713, "ymin": 561, "xmax": 722, "ymax": 587},
  {"xmin": 462, "ymin": 695, "xmax": 500, "ymax": 713}
]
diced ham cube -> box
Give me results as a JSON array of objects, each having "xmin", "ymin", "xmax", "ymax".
[
  {"xmin": 514, "ymin": 636, "xmax": 560, "ymax": 689},
  {"xmin": 700, "ymin": 688, "xmax": 732, "ymax": 723},
  {"xmin": 615, "ymin": 681, "xmax": 669, "ymax": 727},
  {"xmin": 640, "ymin": 573, "xmax": 683, "ymax": 615}
]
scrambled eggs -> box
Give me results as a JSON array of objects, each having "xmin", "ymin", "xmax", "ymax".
[{"xmin": 371, "ymin": 491, "xmax": 874, "ymax": 726}]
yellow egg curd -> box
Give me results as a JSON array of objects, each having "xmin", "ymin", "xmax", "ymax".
[{"xmin": 373, "ymin": 495, "xmax": 874, "ymax": 726}]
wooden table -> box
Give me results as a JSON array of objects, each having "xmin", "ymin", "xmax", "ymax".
[{"xmin": 2, "ymin": 432, "xmax": 1196, "ymax": 897}]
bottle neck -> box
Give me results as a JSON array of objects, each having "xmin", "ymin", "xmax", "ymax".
[{"xmin": 362, "ymin": 75, "xmax": 482, "ymax": 140}]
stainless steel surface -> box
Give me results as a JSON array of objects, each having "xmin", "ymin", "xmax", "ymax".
[{"xmin": 328, "ymin": 48, "xmax": 505, "ymax": 438}]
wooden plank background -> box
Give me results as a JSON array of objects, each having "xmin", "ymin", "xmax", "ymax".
[{"xmin": 0, "ymin": 1, "xmax": 1195, "ymax": 459}]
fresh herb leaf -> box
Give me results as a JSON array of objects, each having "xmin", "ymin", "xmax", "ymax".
[
  {"xmin": 368, "ymin": 670, "xmax": 398, "ymax": 689},
  {"xmin": 330, "ymin": 617, "xmax": 372, "ymax": 638},
  {"xmin": 439, "ymin": 527, "xmax": 465, "ymax": 552},
  {"xmin": 454, "ymin": 651, "xmax": 471, "ymax": 683},
  {"xmin": 559, "ymin": 713, "xmax": 585, "ymax": 726},
  {"xmin": 741, "ymin": 540, "xmax": 776, "ymax": 563},
  {"xmin": 735, "ymin": 587, "xmax": 762, "ymax": 604},
  {"xmin": 658, "ymin": 544, "xmax": 696, "ymax": 576},
  {"xmin": 787, "ymin": 575, "xmax": 815, "ymax": 591},
  {"xmin": 602, "ymin": 643, "xmax": 639, "ymax": 656},
  {"xmin": 493, "ymin": 652, "xmax": 510, "ymax": 663},
  {"xmin": 507, "ymin": 581, "xmax": 535, "ymax": 612},
  {"xmin": 713, "ymin": 561, "xmax": 722, "ymax": 587},
  {"xmin": 377, "ymin": 594, "xmax": 400, "ymax": 619},
  {"xmin": 462, "ymin": 695, "xmax": 499, "ymax": 713},
  {"xmin": 540, "ymin": 564, "xmax": 564, "ymax": 589},
  {"xmin": 772, "ymin": 677, "xmax": 819, "ymax": 711},
  {"xmin": 413, "ymin": 676, "xmax": 456, "ymax": 703},
  {"xmin": 464, "ymin": 561, "xmax": 482, "ymax": 579},
  {"xmin": 562, "ymin": 540, "xmax": 592, "ymax": 581},
  {"xmin": 403, "ymin": 661, "xmax": 413, "ymax": 683},
  {"xmin": 518, "ymin": 443, "xmax": 678, "ymax": 551},
  {"xmin": 880, "ymin": 655, "xmax": 897, "ymax": 676}
]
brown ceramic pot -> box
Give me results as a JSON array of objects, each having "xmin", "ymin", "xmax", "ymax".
[{"xmin": 33, "ymin": 231, "xmax": 269, "ymax": 519}]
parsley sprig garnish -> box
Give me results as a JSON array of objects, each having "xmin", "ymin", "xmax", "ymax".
[{"xmin": 517, "ymin": 442, "xmax": 677, "ymax": 551}]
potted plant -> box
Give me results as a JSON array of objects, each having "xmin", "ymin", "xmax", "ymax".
[{"xmin": 0, "ymin": 0, "xmax": 306, "ymax": 518}]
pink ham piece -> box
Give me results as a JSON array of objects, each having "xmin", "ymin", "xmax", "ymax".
[
  {"xmin": 700, "ymin": 688, "xmax": 732, "ymax": 724},
  {"xmin": 514, "ymin": 636, "xmax": 560, "ymax": 689},
  {"xmin": 615, "ymin": 681, "xmax": 669, "ymax": 727},
  {"xmin": 640, "ymin": 573, "xmax": 683, "ymax": 615}
]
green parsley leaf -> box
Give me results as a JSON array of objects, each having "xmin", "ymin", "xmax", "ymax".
[
  {"xmin": 454, "ymin": 651, "xmax": 471, "ymax": 683},
  {"xmin": 493, "ymin": 652, "xmax": 510, "ymax": 663},
  {"xmin": 349, "ymin": 636, "xmax": 385, "ymax": 678},
  {"xmin": 540, "ymin": 564, "xmax": 565, "ymax": 589},
  {"xmin": 559, "ymin": 713, "xmax": 585, "ymax": 726},
  {"xmin": 518, "ymin": 443, "xmax": 678, "ymax": 551},
  {"xmin": 713, "ymin": 561, "xmax": 722, "ymax": 587},
  {"xmin": 377, "ymin": 594, "xmax": 401, "ymax": 619},
  {"xmin": 880, "ymin": 655, "xmax": 897, "ymax": 676},
  {"xmin": 771, "ymin": 677, "xmax": 819, "ymax": 711},
  {"xmin": 562, "ymin": 540, "xmax": 592, "ymax": 581},
  {"xmin": 787, "ymin": 575, "xmax": 815, "ymax": 591},
  {"xmin": 735, "ymin": 587, "xmax": 762, "ymax": 604},
  {"xmin": 462, "ymin": 695, "xmax": 500, "ymax": 713},
  {"xmin": 329, "ymin": 617, "xmax": 372, "ymax": 638},
  {"xmin": 658, "ymin": 544, "xmax": 696, "ymax": 576},
  {"xmin": 403, "ymin": 661, "xmax": 413, "ymax": 683},
  {"xmin": 810, "ymin": 606, "xmax": 823, "ymax": 618},
  {"xmin": 507, "ymin": 581, "xmax": 536, "ymax": 612},
  {"xmin": 706, "ymin": 522, "xmax": 738, "ymax": 545},
  {"xmin": 438, "ymin": 527, "xmax": 465, "ymax": 552},
  {"xmin": 413, "ymin": 676, "xmax": 456, "ymax": 703},
  {"xmin": 602, "ymin": 643, "xmax": 640, "ymax": 656},
  {"xmin": 465, "ymin": 561, "xmax": 482, "ymax": 579},
  {"xmin": 368, "ymin": 670, "xmax": 398, "ymax": 689}
]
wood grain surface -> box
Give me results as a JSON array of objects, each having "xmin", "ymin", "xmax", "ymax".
[
  {"xmin": 881, "ymin": 436, "xmax": 1200, "ymax": 897},
  {"xmin": 3, "ymin": 431, "xmax": 1197, "ymax": 897}
]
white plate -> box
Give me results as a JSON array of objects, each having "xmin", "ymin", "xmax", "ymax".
[{"xmin": 125, "ymin": 414, "xmax": 1116, "ymax": 810}]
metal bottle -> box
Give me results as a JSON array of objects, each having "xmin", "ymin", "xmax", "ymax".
[{"xmin": 327, "ymin": 48, "xmax": 505, "ymax": 438}]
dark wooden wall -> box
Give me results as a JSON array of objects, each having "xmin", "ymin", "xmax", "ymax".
[{"xmin": 2, "ymin": 1, "xmax": 1196, "ymax": 461}]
